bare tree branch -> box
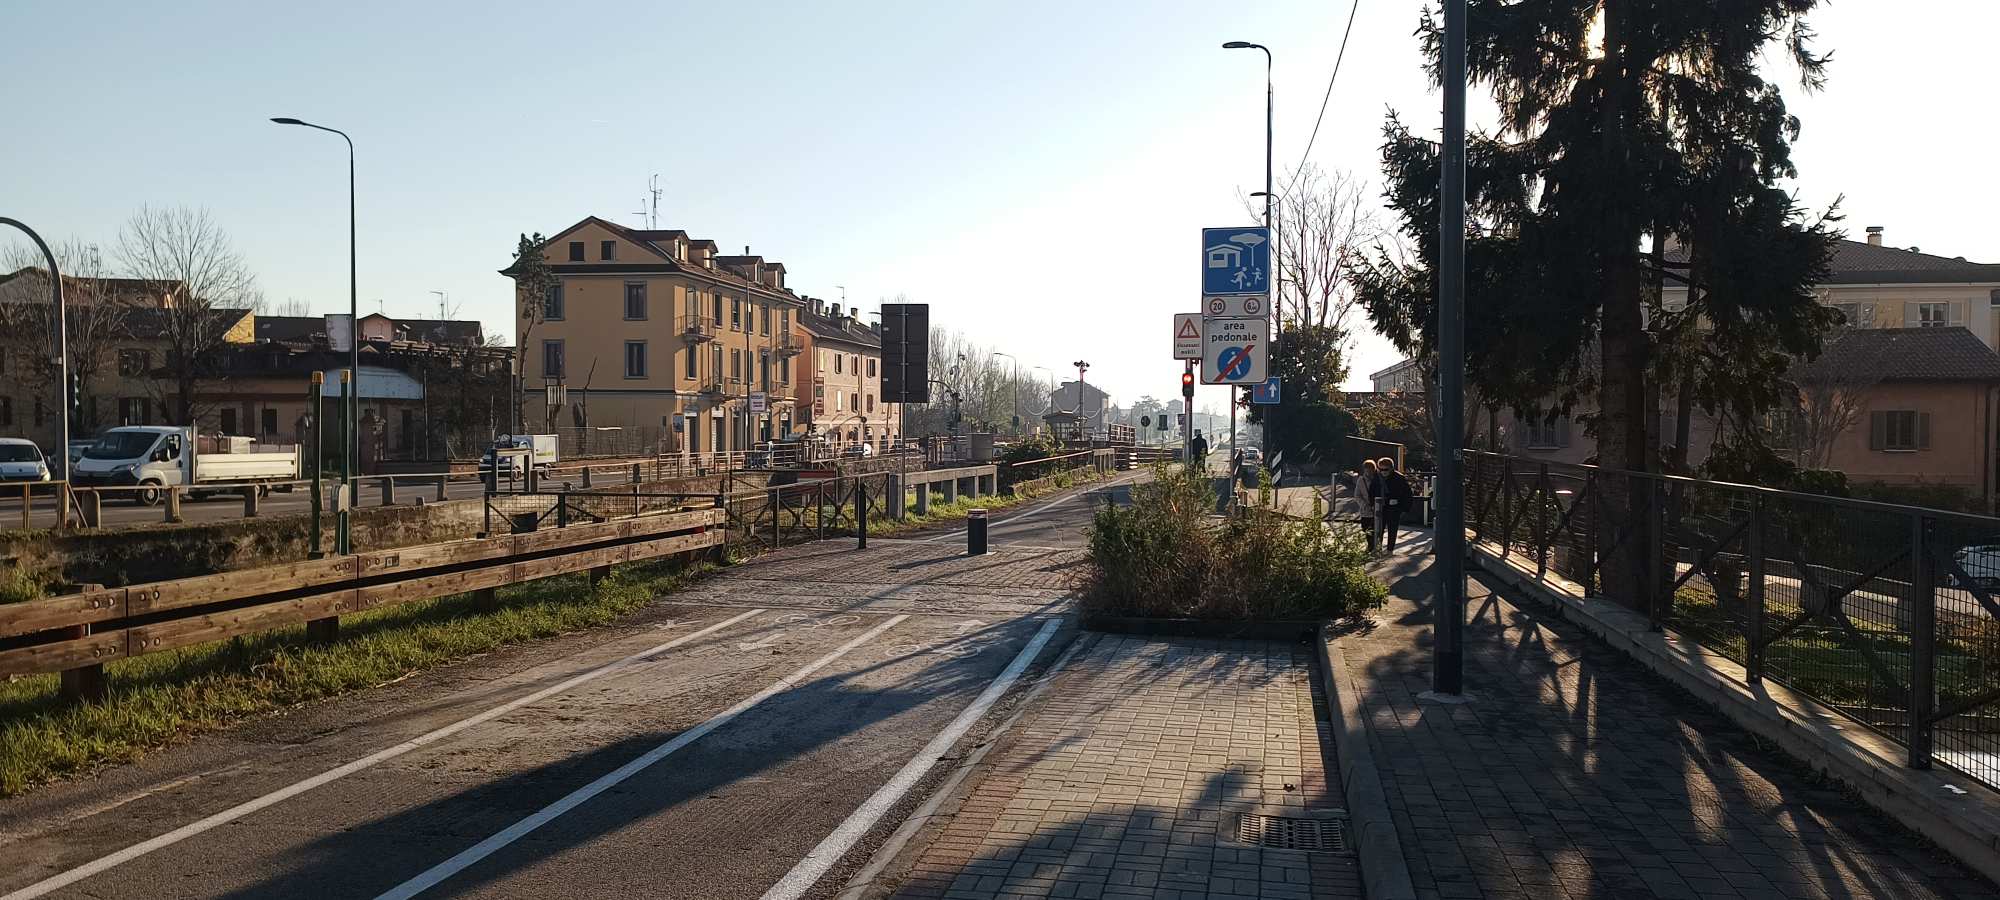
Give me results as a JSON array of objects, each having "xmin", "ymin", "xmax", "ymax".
[{"xmin": 114, "ymin": 205, "xmax": 260, "ymax": 425}]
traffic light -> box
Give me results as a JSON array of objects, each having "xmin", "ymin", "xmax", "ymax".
[{"xmin": 1180, "ymin": 371, "xmax": 1195, "ymax": 399}]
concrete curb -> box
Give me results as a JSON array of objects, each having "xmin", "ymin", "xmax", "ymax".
[
  {"xmin": 1316, "ymin": 624, "xmax": 1419, "ymax": 900},
  {"xmin": 836, "ymin": 630, "xmax": 1098, "ymax": 900},
  {"xmin": 1472, "ymin": 545, "xmax": 2000, "ymax": 886}
]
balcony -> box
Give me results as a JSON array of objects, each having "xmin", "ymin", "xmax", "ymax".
[
  {"xmin": 775, "ymin": 331, "xmax": 804, "ymax": 358},
  {"xmin": 680, "ymin": 315, "xmax": 718, "ymax": 343},
  {"xmin": 698, "ymin": 377, "xmax": 727, "ymax": 397}
]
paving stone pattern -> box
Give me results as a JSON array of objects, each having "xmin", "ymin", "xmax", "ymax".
[
  {"xmin": 889, "ymin": 634, "xmax": 1363, "ymax": 900},
  {"xmin": 1346, "ymin": 540, "xmax": 2000, "ymax": 900}
]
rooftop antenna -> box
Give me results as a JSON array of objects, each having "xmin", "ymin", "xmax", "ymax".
[
  {"xmin": 430, "ymin": 290, "xmax": 448, "ymax": 320},
  {"xmin": 647, "ymin": 174, "xmax": 662, "ymax": 228}
]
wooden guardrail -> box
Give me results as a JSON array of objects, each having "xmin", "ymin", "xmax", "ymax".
[{"xmin": 0, "ymin": 505, "xmax": 724, "ymax": 699}]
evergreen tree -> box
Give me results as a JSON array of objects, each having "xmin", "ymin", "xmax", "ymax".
[{"xmin": 1353, "ymin": 0, "xmax": 1839, "ymax": 601}]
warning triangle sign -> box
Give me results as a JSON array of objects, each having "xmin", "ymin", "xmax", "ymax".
[{"xmin": 1177, "ymin": 318, "xmax": 1200, "ymax": 339}]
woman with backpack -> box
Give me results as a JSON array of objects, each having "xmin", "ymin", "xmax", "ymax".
[{"xmin": 1352, "ymin": 459, "xmax": 1382, "ymax": 553}]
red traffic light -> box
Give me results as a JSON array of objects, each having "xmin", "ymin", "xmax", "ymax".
[{"xmin": 1180, "ymin": 372, "xmax": 1195, "ymax": 397}]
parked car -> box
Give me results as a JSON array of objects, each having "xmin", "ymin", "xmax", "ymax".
[
  {"xmin": 0, "ymin": 438, "xmax": 51, "ymax": 483},
  {"xmin": 1240, "ymin": 447, "xmax": 1264, "ymax": 466},
  {"xmin": 67, "ymin": 439, "xmax": 93, "ymax": 468},
  {"xmin": 1953, "ymin": 545, "xmax": 2000, "ymax": 592}
]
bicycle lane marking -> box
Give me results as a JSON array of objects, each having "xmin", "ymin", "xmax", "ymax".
[
  {"xmin": 761, "ymin": 616, "xmax": 1063, "ymax": 900},
  {"xmin": 374, "ymin": 613, "xmax": 913, "ymax": 900},
  {"xmin": 0, "ymin": 608, "xmax": 768, "ymax": 900}
]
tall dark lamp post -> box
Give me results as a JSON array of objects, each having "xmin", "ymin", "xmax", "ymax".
[
  {"xmin": 271, "ymin": 116, "xmax": 358, "ymax": 554},
  {"xmin": 1433, "ymin": 0, "xmax": 1470, "ymax": 696},
  {"xmin": 1224, "ymin": 40, "xmax": 1273, "ymax": 456},
  {"xmin": 0, "ymin": 219, "xmax": 68, "ymax": 489}
]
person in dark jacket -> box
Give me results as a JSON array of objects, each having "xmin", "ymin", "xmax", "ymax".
[
  {"xmin": 1379, "ymin": 457, "xmax": 1414, "ymax": 553},
  {"xmin": 1190, "ymin": 432, "xmax": 1209, "ymax": 471}
]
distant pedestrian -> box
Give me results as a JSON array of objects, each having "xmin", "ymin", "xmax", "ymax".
[
  {"xmin": 1379, "ymin": 457, "xmax": 1414, "ymax": 553},
  {"xmin": 1353, "ymin": 459, "xmax": 1382, "ymax": 553},
  {"xmin": 1190, "ymin": 432, "xmax": 1209, "ymax": 471}
]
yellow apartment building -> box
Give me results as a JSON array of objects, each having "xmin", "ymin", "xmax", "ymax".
[
  {"xmin": 797, "ymin": 298, "xmax": 898, "ymax": 451},
  {"xmin": 504, "ymin": 217, "xmax": 808, "ymax": 458}
]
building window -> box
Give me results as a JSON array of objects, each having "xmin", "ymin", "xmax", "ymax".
[
  {"xmin": 262, "ymin": 408, "xmax": 278, "ymax": 435},
  {"xmin": 730, "ymin": 348, "xmax": 741, "ymax": 382},
  {"xmin": 118, "ymin": 348, "xmax": 151, "ymax": 377},
  {"xmin": 624, "ymin": 282, "xmax": 647, "ymax": 320},
  {"xmin": 780, "ymin": 357, "xmax": 790, "ymax": 383},
  {"xmin": 220, "ymin": 407, "xmax": 238, "ymax": 435},
  {"xmin": 759, "ymin": 352, "xmax": 770, "ymax": 388},
  {"xmin": 835, "ymin": 391, "xmax": 843, "ymax": 412},
  {"xmin": 834, "ymin": 353, "xmax": 843, "ymax": 375},
  {"xmin": 867, "ymin": 395, "xmax": 876, "ymax": 413},
  {"xmin": 625, "ymin": 341, "xmax": 647, "ymax": 378},
  {"xmin": 781, "ymin": 309, "xmax": 790, "ymax": 333},
  {"xmin": 713, "ymin": 292, "xmax": 723, "ymax": 323},
  {"xmin": 851, "ymin": 392, "xmax": 860, "ymax": 414},
  {"xmin": 118, "ymin": 397, "xmax": 149, "ymax": 425},
  {"xmin": 760, "ymin": 304, "xmax": 770, "ymax": 335},
  {"xmin": 685, "ymin": 344, "xmax": 698, "ymax": 378},
  {"xmin": 600, "ymin": 240, "xmax": 616, "ymax": 261},
  {"xmin": 867, "ymin": 358, "xmax": 877, "ymax": 378},
  {"xmin": 567, "ymin": 241, "xmax": 584, "ymax": 262},
  {"xmin": 542, "ymin": 340, "xmax": 566, "ymax": 379},
  {"xmin": 543, "ymin": 283, "xmax": 565, "ymax": 321},
  {"xmin": 1914, "ymin": 302, "xmax": 1952, "ymax": 327},
  {"xmin": 1872, "ymin": 410, "xmax": 1928, "ymax": 452},
  {"xmin": 685, "ymin": 287, "xmax": 699, "ymax": 319},
  {"xmin": 730, "ymin": 297, "xmax": 741, "ymax": 329},
  {"xmin": 1523, "ymin": 416, "xmax": 1570, "ymax": 450}
]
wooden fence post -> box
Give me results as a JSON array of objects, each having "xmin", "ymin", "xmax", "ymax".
[{"xmin": 164, "ymin": 486, "xmax": 182, "ymax": 524}]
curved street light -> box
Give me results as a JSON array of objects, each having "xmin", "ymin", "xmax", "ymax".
[
  {"xmin": 0, "ymin": 218, "xmax": 68, "ymax": 487},
  {"xmin": 271, "ymin": 116, "xmax": 358, "ymax": 554}
]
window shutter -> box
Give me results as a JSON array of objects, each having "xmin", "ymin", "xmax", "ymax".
[
  {"xmin": 1918, "ymin": 412, "xmax": 1931, "ymax": 450},
  {"xmin": 1905, "ymin": 301, "xmax": 1919, "ymax": 327},
  {"xmin": 1869, "ymin": 411, "xmax": 1886, "ymax": 451},
  {"xmin": 1950, "ymin": 302, "xmax": 1965, "ymax": 327}
]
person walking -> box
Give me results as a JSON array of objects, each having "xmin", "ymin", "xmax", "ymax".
[
  {"xmin": 1190, "ymin": 431, "xmax": 1209, "ymax": 472},
  {"xmin": 1379, "ymin": 456, "xmax": 1414, "ymax": 553},
  {"xmin": 1353, "ymin": 458, "xmax": 1381, "ymax": 553}
]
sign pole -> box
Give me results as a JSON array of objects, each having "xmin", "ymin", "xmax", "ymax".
[{"xmin": 1434, "ymin": 0, "xmax": 1469, "ymax": 696}]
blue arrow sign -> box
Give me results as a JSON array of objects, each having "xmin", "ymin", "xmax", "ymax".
[
  {"xmin": 1202, "ymin": 226, "xmax": 1271, "ymax": 296},
  {"xmin": 1251, "ymin": 376, "xmax": 1282, "ymax": 405}
]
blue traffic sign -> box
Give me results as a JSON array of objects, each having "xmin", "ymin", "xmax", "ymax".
[
  {"xmin": 1251, "ymin": 377, "xmax": 1281, "ymax": 405},
  {"xmin": 1202, "ymin": 226, "xmax": 1271, "ymax": 296}
]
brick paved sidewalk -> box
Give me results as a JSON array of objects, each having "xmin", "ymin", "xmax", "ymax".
[
  {"xmin": 1344, "ymin": 532, "xmax": 2000, "ymax": 900},
  {"xmin": 886, "ymin": 634, "xmax": 1364, "ymax": 899}
]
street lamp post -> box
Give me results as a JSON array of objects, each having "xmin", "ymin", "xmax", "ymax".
[
  {"xmin": 1071, "ymin": 360, "xmax": 1090, "ymax": 442},
  {"xmin": 271, "ymin": 117, "xmax": 358, "ymax": 555},
  {"xmin": 1225, "ymin": 40, "xmax": 1274, "ymax": 458},
  {"xmin": 0, "ymin": 219, "xmax": 68, "ymax": 495}
]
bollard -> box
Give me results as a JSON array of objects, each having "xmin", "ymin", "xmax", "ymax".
[
  {"xmin": 968, "ymin": 508, "xmax": 988, "ymax": 555},
  {"xmin": 631, "ymin": 462, "xmax": 642, "ymax": 484},
  {"xmin": 80, "ymin": 490, "xmax": 101, "ymax": 528},
  {"xmin": 914, "ymin": 481, "xmax": 931, "ymax": 516},
  {"xmin": 582, "ymin": 466, "xmax": 594, "ymax": 488},
  {"xmin": 164, "ymin": 486, "xmax": 183, "ymax": 524},
  {"xmin": 57, "ymin": 485, "xmax": 71, "ymax": 531},
  {"xmin": 243, "ymin": 485, "xmax": 261, "ymax": 518},
  {"xmin": 855, "ymin": 481, "xmax": 867, "ymax": 550},
  {"xmin": 436, "ymin": 475, "xmax": 448, "ymax": 502},
  {"xmin": 380, "ymin": 477, "xmax": 396, "ymax": 507}
]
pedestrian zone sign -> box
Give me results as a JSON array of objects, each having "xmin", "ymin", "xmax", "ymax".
[
  {"xmin": 1201, "ymin": 316, "xmax": 1269, "ymax": 385},
  {"xmin": 1202, "ymin": 226, "xmax": 1271, "ymax": 296}
]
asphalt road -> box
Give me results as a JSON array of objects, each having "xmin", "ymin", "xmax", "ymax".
[{"xmin": 0, "ymin": 472, "xmax": 1136, "ymax": 900}]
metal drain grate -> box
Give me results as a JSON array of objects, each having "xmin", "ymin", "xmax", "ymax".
[{"xmin": 1233, "ymin": 813, "xmax": 1348, "ymax": 853}]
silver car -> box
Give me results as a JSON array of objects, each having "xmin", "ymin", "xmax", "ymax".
[{"xmin": 1954, "ymin": 545, "xmax": 2000, "ymax": 592}]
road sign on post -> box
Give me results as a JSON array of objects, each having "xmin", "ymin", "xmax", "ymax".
[
  {"xmin": 1203, "ymin": 295, "xmax": 1266, "ymax": 318},
  {"xmin": 749, "ymin": 391, "xmax": 768, "ymax": 415},
  {"xmin": 1201, "ymin": 317, "xmax": 1269, "ymax": 385},
  {"xmin": 1202, "ymin": 227, "xmax": 1271, "ymax": 296},
  {"xmin": 1173, "ymin": 313, "xmax": 1202, "ymax": 359},
  {"xmin": 1251, "ymin": 376, "xmax": 1281, "ymax": 405}
]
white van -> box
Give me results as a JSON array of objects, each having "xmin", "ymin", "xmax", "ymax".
[{"xmin": 72, "ymin": 426, "xmax": 300, "ymax": 505}]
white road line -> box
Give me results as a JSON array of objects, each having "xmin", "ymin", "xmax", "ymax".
[
  {"xmin": 760, "ymin": 617, "xmax": 1062, "ymax": 900},
  {"xmin": 0, "ymin": 609, "xmax": 766, "ymax": 900},
  {"xmin": 376, "ymin": 613, "xmax": 911, "ymax": 900}
]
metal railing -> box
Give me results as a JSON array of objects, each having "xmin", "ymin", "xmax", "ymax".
[
  {"xmin": 1464, "ymin": 450, "xmax": 2000, "ymax": 788},
  {"xmin": 680, "ymin": 314, "xmax": 718, "ymax": 341}
]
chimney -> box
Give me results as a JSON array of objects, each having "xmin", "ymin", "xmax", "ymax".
[
  {"xmin": 831, "ymin": 303, "xmax": 842, "ymax": 319},
  {"xmin": 1866, "ymin": 226, "xmax": 1884, "ymax": 247}
]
